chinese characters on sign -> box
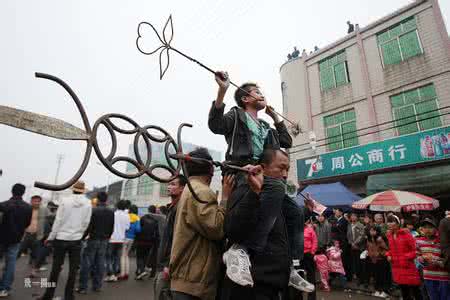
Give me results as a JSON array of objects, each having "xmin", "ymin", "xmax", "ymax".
[
  {"xmin": 331, "ymin": 145, "xmax": 407, "ymax": 171},
  {"xmin": 297, "ymin": 126, "xmax": 450, "ymax": 181}
]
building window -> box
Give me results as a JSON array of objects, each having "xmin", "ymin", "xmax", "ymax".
[
  {"xmin": 123, "ymin": 180, "xmax": 133, "ymax": 198},
  {"xmin": 159, "ymin": 183, "xmax": 169, "ymax": 197},
  {"xmin": 137, "ymin": 175, "xmax": 153, "ymax": 195},
  {"xmin": 324, "ymin": 109, "xmax": 358, "ymax": 151},
  {"xmin": 377, "ymin": 17, "xmax": 423, "ymax": 66},
  {"xmin": 391, "ymin": 84, "xmax": 442, "ymax": 136},
  {"xmin": 319, "ymin": 51, "xmax": 349, "ymax": 91}
]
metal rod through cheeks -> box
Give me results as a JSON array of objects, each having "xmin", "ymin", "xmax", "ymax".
[{"xmin": 169, "ymin": 153, "xmax": 252, "ymax": 174}]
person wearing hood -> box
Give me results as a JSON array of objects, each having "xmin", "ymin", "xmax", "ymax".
[
  {"xmin": 105, "ymin": 200, "xmax": 130, "ymax": 282},
  {"xmin": 38, "ymin": 181, "xmax": 92, "ymax": 300},
  {"xmin": 119, "ymin": 205, "xmax": 141, "ymax": 281}
]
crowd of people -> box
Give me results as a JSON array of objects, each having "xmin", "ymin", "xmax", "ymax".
[{"xmin": 0, "ymin": 71, "xmax": 449, "ymax": 300}]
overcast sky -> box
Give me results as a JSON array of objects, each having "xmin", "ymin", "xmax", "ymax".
[{"xmin": 1, "ymin": 0, "xmax": 449, "ymax": 200}]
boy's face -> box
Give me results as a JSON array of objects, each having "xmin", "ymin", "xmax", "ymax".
[
  {"xmin": 243, "ymin": 87, "xmax": 266, "ymax": 110},
  {"xmin": 333, "ymin": 240, "xmax": 340, "ymax": 248},
  {"xmin": 422, "ymin": 224, "xmax": 435, "ymax": 237},
  {"xmin": 375, "ymin": 214, "xmax": 384, "ymax": 224}
]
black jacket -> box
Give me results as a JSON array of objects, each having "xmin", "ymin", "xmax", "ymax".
[
  {"xmin": 332, "ymin": 216, "xmax": 349, "ymax": 245},
  {"xmin": 208, "ymin": 103, "xmax": 293, "ymax": 164},
  {"xmin": 0, "ymin": 197, "xmax": 32, "ymax": 245},
  {"xmin": 283, "ymin": 196, "xmax": 311, "ymax": 263},
  {"xmin": 135, "ymin": 214, "xmax": 160, "ymax": 244},
  {"xmin": 157, "ymin": 203, "xmax": 178, "ymax": 269},
  {"xmin": 83, "ymin": 204, "xmax": 114, "ymax": 240},
  {"xmin": 225, "ymin": 178, "xmax": 290, "ymax": 290}
]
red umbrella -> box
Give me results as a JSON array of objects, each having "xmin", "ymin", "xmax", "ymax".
[{"xmin": 352, "ymin": 190, "xmax": 439, "ymax": 212}]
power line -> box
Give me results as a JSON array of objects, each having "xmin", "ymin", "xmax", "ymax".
[
  {"xmin": 289, "ymin": 110, "xmax": 450, "ymax": 156},
  {"xmin": 291, "ymin": 105, "xmax": 450, "ymax": 149}
]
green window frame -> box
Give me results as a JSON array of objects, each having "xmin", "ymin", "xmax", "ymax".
[
  {"xmin": 377, "ymin": 17, "xmax": 423, "ymax": 67},
  {"xmin": 391, "ymin": 84, "xmax": 442, "ymax": 136},
  {"xmin": 319, "ymin": 51, "xmax": 349, "ymax": 91},
  {"xmin": 137, "ymin": 175, "xmax": 153, "ymax": 195},
  {"xmin": 324, "ymin": 109, "xmax": 358, "ymax": 151}
]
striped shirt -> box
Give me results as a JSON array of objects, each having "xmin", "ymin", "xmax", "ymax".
[{"xmin": 416, "ymin": 235, "xmax": 449, "ymax": 281}]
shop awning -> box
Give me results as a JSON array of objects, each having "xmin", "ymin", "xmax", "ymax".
[
  {"xmin": 297, "ymin": 182, "xmax": 361, "ymax": 210},
  {"xmin": 366, "ymin": 163, "xmax": 450, "ymax": 198}
]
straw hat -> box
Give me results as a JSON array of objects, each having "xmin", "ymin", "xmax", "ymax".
[{"xmin": 72, "ymin": 181, "xmax": 87, "ymax": 193}]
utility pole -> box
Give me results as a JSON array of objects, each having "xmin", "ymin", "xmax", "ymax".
[{"xmin": 52, "ymin": 154, "xmax": 64, "ymax": 202}]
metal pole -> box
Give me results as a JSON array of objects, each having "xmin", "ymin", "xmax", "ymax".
[
  {"xmin": 106, "ymin": 174, "xmax": 110, "ymax": 193},
  {"xmin": 52, "ymin": 154, "xmax": 64, "ymax": 201}
]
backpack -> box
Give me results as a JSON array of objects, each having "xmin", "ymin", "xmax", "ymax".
[{"xmin": 137, "ymin": 214, "xmax": 159, "ymax": 242}]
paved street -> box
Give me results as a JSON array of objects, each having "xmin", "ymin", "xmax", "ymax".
[{"xmin": 7, "ymin": 254, "xmax": 380, "ymax": 300}]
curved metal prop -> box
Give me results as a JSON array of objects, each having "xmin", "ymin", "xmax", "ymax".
[
  {"xmin": 136, "ymin": 15, "xmax": 302, "ymax": 135},
  {"xmin": 0, "ymin": 72, "xmax": 249, "ymax": 203}
]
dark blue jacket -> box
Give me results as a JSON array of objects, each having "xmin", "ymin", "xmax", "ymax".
[{"xmin": 0, "ymin": 197, "xmax": 32, "ymax": 245}]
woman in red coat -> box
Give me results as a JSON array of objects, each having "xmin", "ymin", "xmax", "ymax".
[{"xmin": 385, "ymin": 215, "xmax": 422, "ymax": 300}]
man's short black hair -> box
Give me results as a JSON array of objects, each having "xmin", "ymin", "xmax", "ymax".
[
  {"xmin": 31, "ymin": 195, "xmax": 42, "ymax": 201},
  {"xmin": 259, "ymin": 149, "xmax": 288, "ymax": 165},
  {"xmin": 185, "ymin": 147, "xmax": 213, "ymax": 177},
  {"xmin": 117, "ymin": 200, "xmax": 127, "ymax": 210},
  {"xmin": 334, "ymin": 207, "xmax": 344, "ymax": 213},
  {"xmin": 234, "ymin": 82, "xmax": 258, "ymax": 108},
  {"xmin": 125, "ymin": 200, "xmax": 132, "ymax": 209},
  {"xmin": 129, "ymin": 205, "xmax": 138, "ymax": 215},
  {"xmin": 12, "ymin": 183, "xmax": 26, "ymax": 197},
  {"xmin": 174, "ymin": 175, "xmax": 187, "ymax": 187},
  {"xmin": 148, "ymin": 205, "xmax": 157, "ymax": 214},
  {"xmin": 97, "ymin": 192, "xmax": 108, "ymax": 203}
]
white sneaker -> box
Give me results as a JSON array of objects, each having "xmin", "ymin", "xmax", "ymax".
[
  {"xmin": 109, "ymin": 275, "xmax": 118, "ymax": 282},
  {"xmin": 105, "ymin": 275, "xmax": 117, "ymax": 282},
  {"xmin": 288, "ymin": 267, "xmax": 315, "ymax": 293},
  {"xmin": 379, "ymin": 292, "xmax": 389, "ymax": 298},
  {"xmin": 372, "ymin": 291, "xmax": 381, "ymax": 297},
  {"xmin": 0, "ymin": 290, "xmax": 8, "ymax": 298},
  {"xmin": 38, "ymin": 267, "xmax": 48, "ymax": 272},
  {"xmin": 136, "ymin": 271, "xmax": 148, "ymax": 280},
  {"xmin": 223, "ymin": 244, "xmax": 254, "ymax": 287}
]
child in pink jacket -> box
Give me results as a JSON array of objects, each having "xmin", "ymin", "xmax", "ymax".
[
  {"xmin": 314, "ymin": 247, "xmax": 330, "ymax": 291},
  {"xmin": 326, "ymin": 240, "xmax": 346, "ymax": 288}
]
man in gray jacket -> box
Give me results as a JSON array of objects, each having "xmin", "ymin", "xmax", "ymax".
[
  {"xmin": 315, "ymin": 214, "xmax": 331, "ymax": 249},
  {"xmin": 346, "ymin": 213, "xmax": 365, "ymax": 285}
]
